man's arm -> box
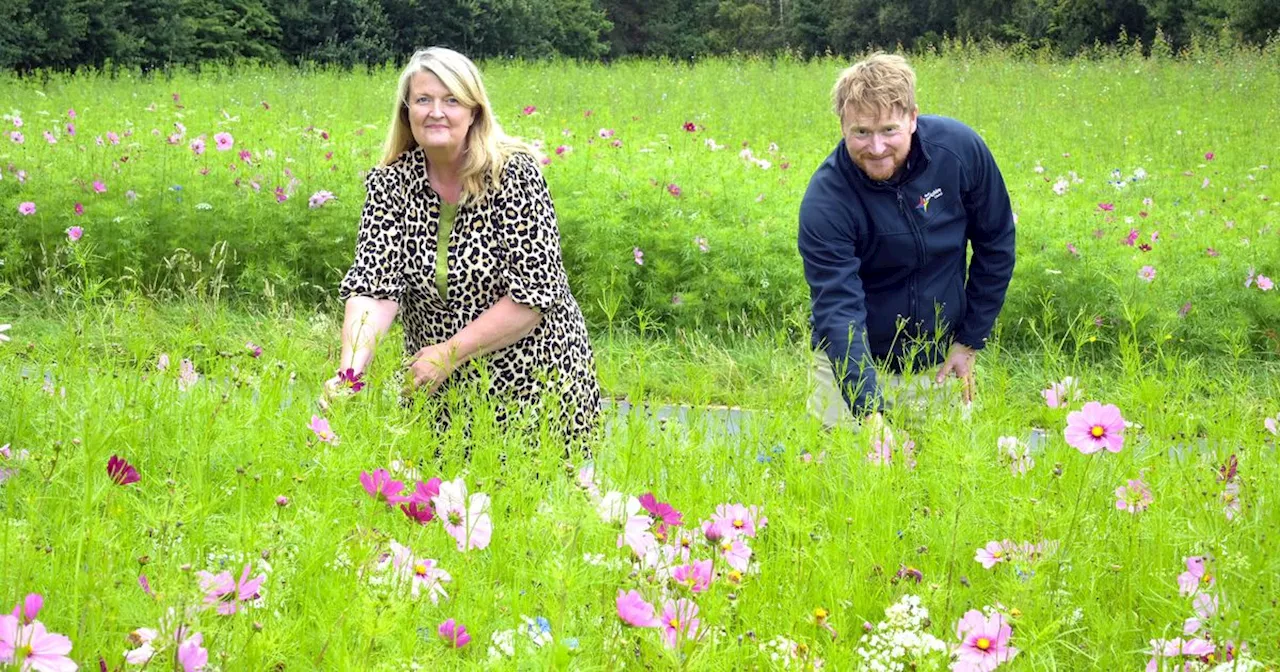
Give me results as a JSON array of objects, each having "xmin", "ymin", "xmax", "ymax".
[
  {"xmin": 798, "ymin": 201, "xmax": 882, "ymax": 415},
  {"xmin": 955, "ymin": 134, "xmax": 1016, "ymax": 350}
]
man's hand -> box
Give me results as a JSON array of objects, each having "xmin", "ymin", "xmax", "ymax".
[
  {"xmin": 863, "ymin": 411, "xmax": 894, "ymax": 445},
  {"xmin": 935, "ymin": 342, "xmax": 977, "ymax": 404},
  {"xmin": 404, "ymin": 343, "xmax": 458, "ymax": 397}
]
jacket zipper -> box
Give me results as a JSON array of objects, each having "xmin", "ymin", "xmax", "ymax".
[{"xmin": 896, "ymin": 189, "xmax": 923, "ymax": 324}]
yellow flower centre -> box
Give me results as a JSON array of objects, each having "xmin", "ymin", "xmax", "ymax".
[
  {"xmin": 680, "ymin": 537, "xmax": 691, "ymax": 548},
  {"xmin": 414, "ymin": 562, "xmax": 429, "ymax": 577},
  {"xmin": 1090, "ymin": 425, "xmax": 1105, "ymax": 438},
  {"xmin": 683, "ymin": 576, "xmax": 696, "ymax": 588},
  {"xmin": 1201, "ymin": 573, "xmax": 1212, "ymax": 584},
  {"xmin": 1223, "ymin": 493, "xmax": 1235, "ymax": 503},
  {"xmin": 993, "ymin": 550, "xmax": 1004, "ymax": 559},
  {"xmin": 727, "ymin": 570, "xmax": 743, "ymax": 584},
  {"xmin": 720, "ymin": 540, "xmax": 732, "ymax": 552},
  {"xmin": 814, "ymin": 607, "xmax": 829, "ymax": 621},
  {"xmin": 669, "ymin": 618, "xmax": 680, "ymax": 629},
  {"xmin": 976, "ymin": 637, "xmax": 991, "ymax": 651},
  {"xmin": 733, "ymin": 519, "xmax": 745, "ymax": 529},
  {"xmin": 16, "ymin": 645, "xmax": 33, "ymax": 659}
]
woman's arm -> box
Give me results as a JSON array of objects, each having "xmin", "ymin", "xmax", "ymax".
[
  {"xmin": 407, "ymin": 296, "xmax": 540, "ymax": 392},
  {"xmin": 340, "ymin": 295, "xmax": 401, "ymax": 375}
]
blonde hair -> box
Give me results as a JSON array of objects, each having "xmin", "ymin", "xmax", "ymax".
[
  {"xmin": 831, "ymin": 52, "xmax": 917, "ymax": 122},
  {"xmin": 381, "ymin": 47, "xmax": 533, "ymax": 205}
]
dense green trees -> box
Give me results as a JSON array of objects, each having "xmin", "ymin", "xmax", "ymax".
[{"xmin": 0, "ymin": 0, "xmax": 1275, "ymax": 70}]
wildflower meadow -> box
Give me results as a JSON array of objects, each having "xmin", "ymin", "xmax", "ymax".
[{"xmin": 2, "ymin": 44, "xmax": 1280, "ymax": 671}]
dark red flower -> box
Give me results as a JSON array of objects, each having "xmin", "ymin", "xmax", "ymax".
[
  {"xmin": 107, "ymin": 455, "xmax": 140, "ymax": 485},
  {"xmin": 337, "ymin": 368, "xmax": 365, "ymax": 393},
  {"xmin": 682, "ymin": 122, "xmax": 697, "ymax": 132}
]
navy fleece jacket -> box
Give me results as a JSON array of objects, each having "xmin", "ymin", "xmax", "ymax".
[{"xmin": 797, "ymin": 115, "xmax": 1016, "ymax": 413}]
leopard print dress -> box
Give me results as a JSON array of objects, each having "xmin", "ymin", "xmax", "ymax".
[{"xmin": 339, "ymin": 147, "xmax": 601, "ymax": 447}]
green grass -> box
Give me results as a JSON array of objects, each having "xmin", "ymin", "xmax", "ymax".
[{"xmin": 2, "ymin": 298, "xmax": 1279, "ymax": 669}]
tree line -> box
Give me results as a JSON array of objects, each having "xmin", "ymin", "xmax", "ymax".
[{"xmin": 0, "ymin": 0, "xmax": 1276, "ymax": 71}]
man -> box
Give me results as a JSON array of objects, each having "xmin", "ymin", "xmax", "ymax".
[{"xmin": 798, "ymin": 53, "xmax": 1015, "ymax": 428}]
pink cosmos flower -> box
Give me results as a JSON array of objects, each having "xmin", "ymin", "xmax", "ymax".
[
  {"xmin": 66, "ymin": 227, "xmax": 83, "ymax": 242},
  {"xmin": 10, "ymin": 117, "xmax": 20, "ymax": 127},
  {"xmin": 598, "ymin": 128, "xmax": 615, "ymax": 138},
  {"xmin": 336, "ymin": 367, "xmax": 365, "ymax": 393},
  {"xmin": 408, "ymin": 556, "xmax": 451, "ymax": 602},
  {"xmin": 8, "ymin": 131, "xmax": 21, "ymax": 144},
  {"xmin": 92, "ymin": 180, "xmax": 106, "ymax": 194},
  {"xmin": 1146, "ymin": 637, "xmax": 1214, "ymax": 672},
  {"xmin": 238, "ymin": 149, "xmax": 252, "ymax": 164},
  {"xmin": 308, "ymin": 190, "xmax": 334, "ymax": 209},
  {"xmin": 619, "ymin": 515, "xmax": 657, "ymax": 557},
  {"xmin": 66, "ymin": 108, "xmax": 76, "ymax": 120},
  {"xmin": 953, "ymin": 609, "xmax": 1018, "ymax": 671},
  {"xmin": 1258, "ymin": 275, "xmax": 1275, "ymax": 291},
  {"xmin": 1204, "ymin": 152, "xmax": 1215, "ymax": 161},
  {"xmin": 308, "ymin": 415, "xmax": 338, "ymax": 444},
  {"xmin": 214, "ymin": 133, "xmax": 234, "ymax": 151},
  {"xmin": 671, "ymin": 559, "xmax": 713, "ymax": 592},
  {"xmin": 107, "ymin": 131, "xmax": 119, "ymax": 145},
  {"xmin": 1041, "ymin": 376, "xmax": 1081, "ymax": 408},
  {"xmin": 998, "ymin": 436, "xmax": 1034, "ymax": 475},
  {"xmin": 1064, "ymin": 401, "xmax": 1126, "ymax": 454},
  {"xmin": 1115, "ymin": 478, "xmax": 1153, "ymax": 513},
  {"xmin": 1097, "ymin": 202, "xmax": 1114, "ymax": 212},
  {"xmin": 522, "ymin": 105, "xmax": 536, "ymax": 115},
  {"xmin": 8, "ymin": 594, "xmax": 42, "ymax": 624},
  {"xmin": 431, "ymin": 477, "xmax": 493, "ymax": 551},
  {"xmin": 1123, "ymin": 229, "xmax": 1140, "ymax": 246},
  {"xmin": 190, "ymin": 138, "xmax": 206, "ymax": 155},
  {"xmin": 667, "ymin": 183, "xmax": 682, "ymax": 197},
  {"xmin": 245, "ymin": 341, "xmax": 262, "ymax": 357},
  {"xmin": 975, "ymin": 541, "xmax": 1010, "ymax": 569},
  {"xmin": 438, "ymin": 619, "xmax": 470, "ymax": 648},
  {"xmin": 177, "ymin": 631, "xmax": 208, "ymax": 671},
  {"xmin": 711, "ymin": 503, "xmax": 766, "ymax": 538},
  {"xmin": 360, "ymin": 469, "xmax": 408, "ymax": 505},
  {"xmin": 197, "ymin": 563, "xmax": 265, "ymax": 615},
  {"xmin": 0, "ymin": 616, "xmax": 78, "ymax": 671},
  {"xmin": 660, "ymin": 599, "xmax": 700, "ymax": 648},
  {"xmin": 66, "ymin": 123, "xmax": 76, "ymax": 137},
  {"xmin": 616, "ymin": 589, "xmax": 660, "ymax": 627},
  {"xmin": 633, "ymin": 247, "xmax": 644, "ymax": 265},
  {"xmin": 107, "ymin": 454, "xmax": 140, "ymax": 485},
  {"xmin": 73, "ymin": 203, "xmax": 83, "ymax": 216},
  {"xmin": 717, "ymin": 536, "xmax": 752, "ymax": 572},
  {"xmin": 1177, "ymin": 556, "xmax": 1212, "ymax": 596},
  {"xmin": 44, "ymin": 130, "xmax": 57, "ymax": 144},
  {"xmin": 400, "ymin": 478, "xmax": 442, "ymax": 524},
  {"xmin": 1138, "ymin": 265, "xmax": 1156, "ymax": 282},
  {"xmin": 17, "ymin": 202, "xmax": 35, "ymax": 216}
]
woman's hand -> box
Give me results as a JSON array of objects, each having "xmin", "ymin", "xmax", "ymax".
[{"xmin": 405, "ymin": 343, "xmax": 458, "ymax": 397}]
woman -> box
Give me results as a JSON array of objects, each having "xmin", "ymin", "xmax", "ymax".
[{"xmin": 326, "ymin": 47, "xmax": 601, "ymax": 451}]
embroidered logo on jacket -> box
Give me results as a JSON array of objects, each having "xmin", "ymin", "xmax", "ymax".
[{"xmin": 916, "ymin": 188, "xmax": 944, "ymax": 213}]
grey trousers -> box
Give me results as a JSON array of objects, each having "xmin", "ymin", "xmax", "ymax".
[{"xmin": 807, "ymin": 351, "xmax": 969, "ymax": 429}]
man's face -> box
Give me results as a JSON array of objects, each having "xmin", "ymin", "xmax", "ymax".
[{"xmin": 841, "ymin": 105, "xmax": 918, "ymax": 182}]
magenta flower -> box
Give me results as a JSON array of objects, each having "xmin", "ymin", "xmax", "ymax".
[
  {"xmin": 177, "ymin": 631, "xmax": 208, "ymax": 672},
  {"xmin": 711, "ymin": 503, "xmax": 766, "ymax": 538},
  {"xmin": 1115, "ymin": 478, "xmax": 1153, "ymax": 513},
  {"xmin": 438, "ymin": 619, "xmax": 471, "ymax": 648},
  {"xmin": 1177, "ymin": 556, "xmax": 1213, "ymax": 596},
  {"xmin": 66, "ymin": 227, "xmax": 83, "ymax": 242},
  {"xmin": 1041, "ymin": 376, "xmax": 1080, "ymax": 408},
  {"xmin": 953, "ymin": 609, "xmax": 1018, "ymax": 671},
  {"xmin": 107, "ymin": 454, "xmax": 141, "ymax": 485},
  {"xmin": 66, "ymin": 108, "xmax": 76, "ymax": 119},
  {"xmin": 214, "ymin": 132, "xmax": 233, "ymax": 151},
  {"xmin": 190, "ymin": 138, "xmax": 206, "ymax": 155},
  {"xmin": 73, "ymin": 203, "xmax": 83, "ymax": 216},
  {"xmin": 1204, "ymin": 152, "xmax": 1215, "ymax": 161},
  {"xmin": 17, "ymin": 202, "xmax": 35, "ymax": 216},
  {"xmin": 92, "ymin": 180, "xmax": 106, "ymax": 194},
  {"xmin": 400, "ymin": 478, "xmax": 442, "ymax": 524},
  {"xmin": 1097, "ymin": 202, "xmax": 1114, "ymax": 212},
  {"xmin": 975, "ymin": 541, "xmax": 1010, "ymax": 569},
  {"xmin": 616, "ymin": 589, "xmax": 660, "ymax": 627},
  {"xmin": 660, "ymin": 599, "xmax": 700, "ymax": 648},
  {"xmin": 197, "ymin": 563, "xmax": 265, "ymax": 615},
  {"xmin": 308, "ymin": 415, "xmax": 338, "ymax": 444},
  {"xmin": 0, "ymin": 616, "xmax": 77, "ymax": 671},
  {"xmin": 671, "ymin": 559, "xmax": 713, "ymax": 592},
  {"xmin": 336, "ymin": 368, "xmax": 365, "ymax": 393},
  {"xmin": 275, "ymin": 495, "xmax": 289, "ymax": 507},
  {"xmin": 360, "ymin": 468, "xmax": 409, "ymax": 505},
  {"xmin": 1138, "ymin": 265, "xmax": 1156, "ymax": 282},
  {"xmin": 638, "ymin": 493, "xmax": 684, "ymax": 540},
  {"xmin": 8, "ymin": 594, "xmax": 42, "ymax": 624},
  {"xmin": 682, "ymin": 121, "xmax": 697, "ymax": 132},
  {"xmin": 554, "ymin": 144, "xmax": 570, "ymax": 156},
  {"xmin": 238, "ymin": 149, "xmax": 252, "ymax": 163},
  {"xmin": 1123, "ymin": 228, "xmax": 1139, "ymax": 246},
  {"xmin": 1064, "ymin": 401, "xmax": 1126, "ymax": 454},
  {"xmin": 667, "ymin": 183, "xmax": 682, "ymax": 197},
  {"xmin": 245, "ymin": 341, "xmax": 262, "ymax": 357},
  {"xmin": 521, "ymin": 105, "xmax": 536, "ymax": 115}
]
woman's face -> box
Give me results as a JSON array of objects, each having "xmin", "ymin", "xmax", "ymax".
[{"xmin": 406, "ymin": 71, "xmax": 475, "ymax": 158}]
